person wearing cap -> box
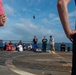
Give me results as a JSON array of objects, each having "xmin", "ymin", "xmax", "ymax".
[{"xmin": 0, "ymin": 0, "xmax": 6, "ymax": 26}]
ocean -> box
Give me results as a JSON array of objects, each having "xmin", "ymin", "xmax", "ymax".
[
  {"xmin": 35, "ymin": 43, "xmax": 72, "ymax": 51},
  {"xmin": 21, "ymin": 42, "xmax": 72, "ymax": 51},
  {"xmin": 0, "ymin": 40, "xmax": 72, "ymax": 51}
]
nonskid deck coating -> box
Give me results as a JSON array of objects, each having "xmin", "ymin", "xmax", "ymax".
[{"xmin": 0, "ymin": 51, "xmax": 72, "ymax": 75}]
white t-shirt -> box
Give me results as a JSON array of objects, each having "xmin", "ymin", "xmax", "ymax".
[
  {"xmin": 18, "ymin": 45, "xmax": 23, "ymax": 52},
  {"xmin": 49, "ymin": 37, "xmax": 54, "ymax": 45},
  {"xmin": 28, "ymin": 44, "xmax": 32, "ymax": 49}
]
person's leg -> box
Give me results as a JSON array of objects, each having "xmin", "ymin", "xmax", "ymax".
[
  {"xmin": 44, "ymin": 44, "xmax": 46, "ymax": 52},
  {"xmin": 62, "ymin": 48, "xmax": 63, "ymax": 51},
  {"xmin": 45, "ymin": 44, "xmax": 46, "ymax": 52},
  {"xmin": 51, "ymin": 45, "xmax": 53, "ymax": 51},
  {"xmin": 33, "ymin": 44, "xmax": 35, "ymax": 51},
  {"xmin": 0, "ymin": 47, "xmax": 2, "ymax": 51},
  {"xmin": 72, "ymin": 34, "xmax": 76, "ymax": 75},
  {"xmin": 72, "ymin": 51, "xmax": 76, "ymax": 75},
  {"xmin": 61, "ymin": 47, "xmax": 62, "ymax": 51},
  {"xmin": 33, "ymin": 44, "xmax": 36, "ymax": 52},
  {"xmin": 52, "ymin": 45, "xmax": 55, "ymax": 51},
  {"xmin": 64, "ymin": 48, "xmax": 65, "ymax": 51},
  {"xmin": 50, "ymin": 45, "xmax": 51, "ymax": 51}
]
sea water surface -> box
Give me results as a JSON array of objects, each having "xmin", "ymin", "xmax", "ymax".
[{"xmin": 0, "ymin": 40, "xmax": 72, "ymax": 51}]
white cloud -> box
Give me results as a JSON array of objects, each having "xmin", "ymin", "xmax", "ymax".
[
  {"xmin": 26, "ymin": 0, "xmax": 40, "ymax": 4},
  {"xmin": 35, "ymin": 8, "xmax": 41, "ymax": 12},
  {"xmin": 26, "ymin": 0, "xmax": 29, "ymax": 3},
  {"xmin": 22, "ymin": 8, "xmax": 35, "ymax": 14},
  {"xmin": 51, "ymin": 17, "xmax": 60, "ymax": 22},
  {"xmin": 9, "ymin": 18, "xmax": 53, "ymax": 40},
  {"xmin": 69, "ymin": 10, "xmax": 76, "ymax": 17},
  {"xmin": 68, "ymin": 10, "xmax": 76, "ymax": 29},
  {"xmin": 42, "ymin": 16, "xmax": 60, "ymax": 26},
  {"xmin": 22, "ymin": 8, "xmax": 27, "ymax": 12},
  {"xmin": 42, "ymin": 18, "xmax": 50, "ymax": 25},
  {"xmin": 22, "ymin": 7, "xmax": 41, "ymax": 14},
  {"xmin": 49, "ymin": 13, "xmax": 56, "ymax": 18},
  {"xmin": 0, "ymin": 17, "xmax": 69, "ymax": 42},
  {"xmin": 4, "ymin": 4, "xmax": 15, "ymax": 16}
]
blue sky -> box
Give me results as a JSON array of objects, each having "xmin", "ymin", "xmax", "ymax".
[{"xmin": 0, "ymin": 0, "xmax": 76, "ymax": 43}]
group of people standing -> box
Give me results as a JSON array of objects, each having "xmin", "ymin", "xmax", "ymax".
[{"xmin": 33, "ymin": 35, "xmax": 55, "ymax": 53}]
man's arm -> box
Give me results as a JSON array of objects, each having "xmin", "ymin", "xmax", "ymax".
[{"xmin": 57, "ymin": 0, "xmax": 76, "ymax": 41}]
